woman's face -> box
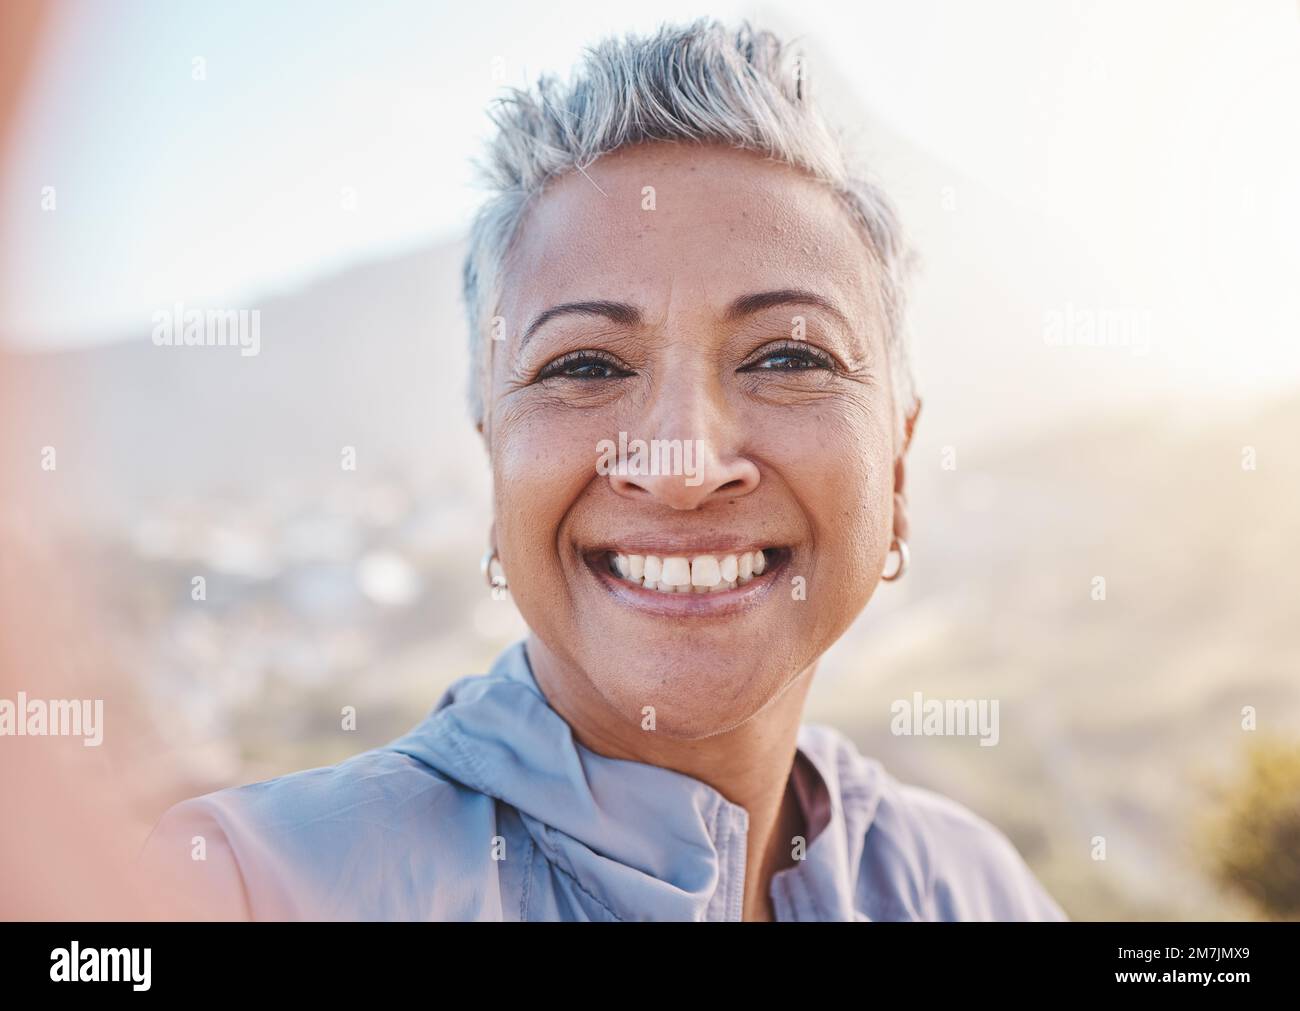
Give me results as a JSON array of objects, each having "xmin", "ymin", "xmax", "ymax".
[{"xmin": 485, "ymin": 141, "xmax": 907, "ymax": 738}]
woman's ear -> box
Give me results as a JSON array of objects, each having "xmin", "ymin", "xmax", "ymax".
[
  {"xmin": 893, "ymin": 398, "xmax": 922, "ymax": 542},
  {"xmin": 902, "ymin": 397, "xmax": 921, "ymax": 455}
]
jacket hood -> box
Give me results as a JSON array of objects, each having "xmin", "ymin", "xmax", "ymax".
[{"xmin": 385, "ymin": 639, "xmax": 880, "ymax": 920}]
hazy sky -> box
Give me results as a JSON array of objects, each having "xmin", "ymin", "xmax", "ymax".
[{"xmin": 1, "ymin": 0, "xmax": 1297, "ymax": 394}]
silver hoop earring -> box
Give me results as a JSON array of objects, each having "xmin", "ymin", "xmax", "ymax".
[
  {"xmin": 881, "ymin": 537, "xmax": 909, "ymax": 582},
  {"xmin": 481, "ymin": 548, "xmax": 508, "ymax": 593}
]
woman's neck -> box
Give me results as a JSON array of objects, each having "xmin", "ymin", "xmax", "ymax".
[{"xmin": 525, "ymin": 633, "xmax": 817, "ymax": 919}]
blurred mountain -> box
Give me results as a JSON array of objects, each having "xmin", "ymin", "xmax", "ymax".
[{"xmin": 0, "ymin": 241, "xmax": 489, "ymax": 529}]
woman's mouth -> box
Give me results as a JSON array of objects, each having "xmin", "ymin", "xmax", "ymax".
[
  {"xmin": 597, "ymin": 547, "xmax": 785, "ymax": 593},
  {"xmin": 581, "ymin": 544, "xmax": 790, "ymax": 617}
]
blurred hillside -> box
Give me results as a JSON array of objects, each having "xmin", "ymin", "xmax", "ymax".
[{"xmin": 811, "ymin": 392, "xmax": 1300, "ymax": 920}]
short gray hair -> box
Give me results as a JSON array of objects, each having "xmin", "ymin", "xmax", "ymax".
[{"xmin": 461, "ymin": 17, "xmax": 918, "ymax": 440}]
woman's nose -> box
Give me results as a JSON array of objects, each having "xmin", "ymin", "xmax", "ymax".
[
  {"xmin": 608, "ymin": 437, "xmax": 760, "ymax": 509},
  {"xmin": 605, "ymin": 382, "xmax": 761, "ymax": 509}
]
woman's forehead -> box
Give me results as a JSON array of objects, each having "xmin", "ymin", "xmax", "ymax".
[{"xmin": 500, "ymin": 144, "xmax": 879, "ymax": 331}]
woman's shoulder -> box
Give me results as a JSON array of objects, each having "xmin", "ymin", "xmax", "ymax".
[
  {"xmin": 799, "ymin": 722, "xmax": 1068, "ymax": 921},
  {"xmin": 137, "ymin": 743, "xmax": 491, "ymax": 919},
  {"xmin": 171, "ymin": 745, "xmax": 465, "ymax": 823}
]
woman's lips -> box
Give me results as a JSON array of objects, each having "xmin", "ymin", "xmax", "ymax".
[{"xmin": 582, "ymin": 547, "xmax": 788, "ymax": 616}]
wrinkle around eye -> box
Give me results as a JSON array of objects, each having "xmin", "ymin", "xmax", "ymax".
[
  {"xmin": 735, "ymin": 361, "xmax": 881, "ymax": 406},
  {"xmin": 503, "ymin": 372, "xmax": 631, "ymax": 413}
]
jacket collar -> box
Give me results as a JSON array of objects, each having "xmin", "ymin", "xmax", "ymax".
[{"xmin": 388, "ymin": 639, "xmax": 865, "ymax": 921}]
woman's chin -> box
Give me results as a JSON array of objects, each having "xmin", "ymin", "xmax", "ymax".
[{"xmin": 577, "ymin": 651, "xmax": 790, "ymax": 739}]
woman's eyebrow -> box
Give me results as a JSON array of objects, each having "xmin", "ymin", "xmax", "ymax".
[
  {"xmin": 522, "ymin": 300, "xmax": 641, "ymax": 347},
  {"xmin": 722, "ymin": 288, "xmax": 851, "ymax": 332},
  {"xmin": 520, "ymin": 288, "xmax": 851, "ymax": 347}
]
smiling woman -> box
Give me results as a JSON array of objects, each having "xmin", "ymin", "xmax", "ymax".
[{"xmin": 139, "ymin": 16, "xmax": 1066, "ymax": 922}]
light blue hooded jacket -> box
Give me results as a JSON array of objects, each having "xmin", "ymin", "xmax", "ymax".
[{"xmin": 140, "ymin": 640, "xmax": 1067, "ymax": 921}]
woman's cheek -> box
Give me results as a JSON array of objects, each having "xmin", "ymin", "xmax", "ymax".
[
  {"xmin": 785, "ymin": 405, "xmax": 891, "ymax": 578},
  {"xmin": 492, "ymin": 405, "xmax": 606, "ymax": 542}
]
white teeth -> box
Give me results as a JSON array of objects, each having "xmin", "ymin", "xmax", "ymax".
[
  {"xmin": 660, "ymin": 557, "xmax": 691, "ymax": 587},
  {"xmin": 607, "ymin": 550, "xmax": 775, "ymax": 594},
  {"xmin": 690, "ymin": 555, "xmax": 721, "ymax": 587}
]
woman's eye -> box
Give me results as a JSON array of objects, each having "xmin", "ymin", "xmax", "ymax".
[
  {"xmin": 537, "ymin": 353, "xmax": 631, "ymax": 380},
  {"xmin": 743, "ymin": 343, "xmax": 835, "ymax": 371}
]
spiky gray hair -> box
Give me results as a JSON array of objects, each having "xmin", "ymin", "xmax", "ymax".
[{"xmin": 461, "ymin": 16, "xmax": 918, "ymax": 441}]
